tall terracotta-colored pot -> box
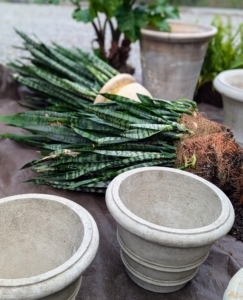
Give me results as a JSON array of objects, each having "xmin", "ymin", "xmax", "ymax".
[{"xmin": 140, "ymin": 21, "xmax": 217, "ymax": 101}]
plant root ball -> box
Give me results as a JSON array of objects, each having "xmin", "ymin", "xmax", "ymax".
[
  {"xmin": 179, "ymin": 112, "xmax": 230, "ymax": 139},
  {"xmin": 175, "ymin": 132, "xmax": 243, "ymax": 202}
]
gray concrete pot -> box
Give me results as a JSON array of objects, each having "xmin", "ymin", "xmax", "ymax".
[
  {"xmin": 223, "ymin": 268, "xmax": 243, "ymax": 300},
  {"xmin": 140, "ymin": 21, "xmax": 217, "ymax": 101},
  {"xmin": 106, "ymin": 167, "xmax": 234, "ymax": 293},
  {"xmin": 0, "ymin": 194, "xmax": 99, "ymax": 300},
  {"xmin": 213, "ymin": 69, "xmax": 243, "ymax": 147}
]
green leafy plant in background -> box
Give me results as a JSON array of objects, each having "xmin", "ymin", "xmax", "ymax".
[
  {"xmin": 34, "ymin": 0, "xmax": 179, "ymax": 73},
  {"xmin": 197, "ymin": 15, "xmax": 243, "ymax": 91}
]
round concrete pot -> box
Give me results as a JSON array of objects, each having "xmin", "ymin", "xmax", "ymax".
[
  {"xmin": 106, "ymin": 167, "xmax": 234, "ymax": 293},
  {"xmin": 213, "ymin": 69, "xmax": 243, "ymax": 147},
  {"xmin": 223, "ymin": 268, "xmax": 243, "ymax": 300},
  {"xmin": 140, "ymin": 21, "xmax": 217, "ymax": 101},
  {"xmin": 94, "ymin": 73, "xmax": 152, "ymax": 103},
  {"xmin": 0, "ymin": 194, "xmax": 99, "ymax": 300}
]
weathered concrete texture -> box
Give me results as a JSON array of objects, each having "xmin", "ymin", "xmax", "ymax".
[
  {"xmin": 214, "ymin": 70, "xmax": 243, "ymax": 146},
  {"xmin": 106, "ymin": 167, "xmax": 235, "ymax": 293},
  {"xmin": 0, "ymin": 193, "xmax": 99, "ymax": 299}
]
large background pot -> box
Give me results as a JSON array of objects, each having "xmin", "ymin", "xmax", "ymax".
[
  {"xmin": 106, "ymin": 167, "xmax": 234, "ymax": 293},
  {"xmin": 213, "ymin": 69, "xmax": 243, "ymax": 148},
  {"xmin": 140, "ymin": 21, "xmax": 217, "ymax": 101},
  {"xmin": 0, "ymin": 194, "xmax": 99, "ymax": 300}
]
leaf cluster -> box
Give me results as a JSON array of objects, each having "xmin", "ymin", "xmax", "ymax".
[
  {"xmin": 34, "ymin": 0, "xmax": 179, "ymax": 43},
  {"xmin": 0, "ymin": 93, "xmax": 196, "ymax": 193},
  {"xmin": 73, "ymin": 0, "xmax": 179, "ymax": 42},
  {"xmin": 198, "ymin": 15, "xmax": 243, "ymax": 90}
]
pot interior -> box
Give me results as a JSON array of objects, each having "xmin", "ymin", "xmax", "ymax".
[
  {"xmin": 0, "ymin": 197, "xmax": 83, "ymax": 279},
  {"xmin": 222, "ymin": 73, "xmax": 243, "ymax": 90},
  {"xmin": 119, "ymin": 170, "xmax": 222, "ymax": 230},
  {"xmin": 146, "ymin": 22, "xmax": 212, "ymax": 34}
]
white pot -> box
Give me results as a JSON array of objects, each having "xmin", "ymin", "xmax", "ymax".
[
  {"xmin": 213, "ymin": 69, "xmax": 243, "ymax": 147},
  {"xmin": 140, "ymin": 21, "xmax": 217, "ymax": 101},
  {"xmin": 223, "ymin": 268, "xmax": 243, "ymax": 299},
  {"xmin": 94, "ymin": 73, "xmax": 152, "ymax": 103},
  {"xmin": 106, "ymin": 167, "xmax": 234, "ymax": 293},
  {"xmin": 0, "ymin": 194, "xmax": 99, "ymax": 300}
]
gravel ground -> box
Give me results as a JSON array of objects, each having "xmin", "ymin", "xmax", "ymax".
[{"xmin": 0, "ymin": 3, "xmax": 142, "ymax": 81}]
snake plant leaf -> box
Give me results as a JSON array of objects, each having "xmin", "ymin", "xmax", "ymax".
[
  {"xmin": 13, "ymin": 75, "xmax": 88, "ymax": 108},
  {"xmin": 34, "ymin": 154, "xmax": 117, "ymax": 171},
  {"xmin": 15, "ymin": 29, "xmax": 50, "ymax": 55},
  {"xmin": 95, "ymin": 136, "xmax": 132, "ymax": 145},
  {"xmin": 52, "ymin": 44, "xmax": 96, "ymax": 81},
  {"xmin": 130, "ymin": 124, "xmax": 173, "ymax": 131},
  {"xmin": 0, "ymin": 113, "xmax": 65, "ymax": 128},
  {"xmin": 101, "ymin": 93, "xmax": 169, "ymax": 123},
  {"xmin": 84, "ymin": 105, "xmax": 141, "ymax": 129},
  {"xmin": 0, "ymin": 133, "xmax": 50, "ymax": 147},
  {"xmin": 65, "ymin": 157, "xmax": 175, "ymax": 189},
  {"xmin": 121, "ymin": 128, "xmax": 161, "ymax": 139},
  {"xmin": 24, "ymin": 44, "xmax": 91, "ymax": 86},
  {"xmin": 74, "ymin": 45, "xmax": 118, "ymax": 78},
  {"xmin": 40, "ymin": 161, "xmax": 115, "ymax": 180}
]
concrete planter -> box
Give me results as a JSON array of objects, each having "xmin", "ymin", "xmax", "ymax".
[
  {"xmin": 106, "ymin": 167, "xmax": 234, "ymax": 293},
  {"xmin": 140, "ymin": 21, "xmax": 217, "ymax": 101},
  {"xmin": 94, "ymin": 73, "xmax": 152, "ymax": 103},
  {"xmin": 223, "ymin": 268, "xmax": 243, "ymax": 300},
  {"xmin": 0, "ymin": 194, "xmax": 99, "ymax": 300},
  {"xmin": 213, "ymin": 69, "xmax": 243, "ymax": 147}
]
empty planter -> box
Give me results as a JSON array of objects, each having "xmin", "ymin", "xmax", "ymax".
[
  {"xmin": 223, "ymin": 268, "xmax": 243, "ymax": 299},
  {"xmin": 106, "ymin": 167, "xmax": 234, "ymax": 293},
  {"xmin": 214, "ymin": 69, "xmax": 243, "ymax": 147},
  {"xmin": 0, "ymin": 194, "xmax": 99, "ymax": 300},
  {"xmin": 140, "ymin": 21, "xmax": 217, "ymax": 101}
]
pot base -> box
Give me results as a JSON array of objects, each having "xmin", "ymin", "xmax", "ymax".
[{"xmin": 121, "ymin": 252, "xmax": 193, "ymax": 293}]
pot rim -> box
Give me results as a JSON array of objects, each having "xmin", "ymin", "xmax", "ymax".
[
  {"xmin": 106, "ymin": 167, "xmax": 234, "ymax": 247},
  {"xmin": 213, "ymin": 69, "xmax": 243, "ymax": 102},
  {"xmin": 0, "ymin": 194, "xmax": 99, "ymax": 293},
  {"xmin": 141, "ymin": 20, "xmax": 217, "ymax": 43}
]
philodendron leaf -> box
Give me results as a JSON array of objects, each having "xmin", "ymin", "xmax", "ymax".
[
  {"xmin": 147, "ymin": 0, "xmax": 179, "ymax": 31},
  {"xmin": 115, "ymin": 3, "xmax": 148, "ymax": 42},
  {"xmin": 147, "ymin": 16, "xmax": 170, "ymax": 32},
  {"xmin": 72, "ymin": 8, "xmax": 96, "ymax": 23},
  {"xmin": 88, "ymin": 0, "xmax": 120, "ymax": 19}
]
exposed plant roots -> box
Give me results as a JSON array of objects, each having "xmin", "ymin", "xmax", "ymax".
[
  {"xmin": 175, "ymin": 126, "xmax": 243, "ymax": 202},
  {"xmin": 179, "ymin": 112, "xmax": 229, "ymax": 139}
]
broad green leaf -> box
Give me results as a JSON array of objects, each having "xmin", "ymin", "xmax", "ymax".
[
  {"xmin": 72, "ymin": 8, "xmax": 95, "ymax": 23},
  {"xmin": 115, "ymin": 3, "xmax": 148, "ymax": 42}
]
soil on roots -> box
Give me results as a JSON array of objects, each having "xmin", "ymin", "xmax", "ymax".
[
  {"xmin": 179, "ymin": 112, "xmax": 230, "ymax": 139},
  {"xmin": 175, "ymin": 131, "xmax": 243, "ymax": 242},
  {"xmin": 175, "ymin": 132, "xmax": 243, "ymax": 197}
]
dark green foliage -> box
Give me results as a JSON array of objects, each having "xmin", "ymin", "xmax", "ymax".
[
  {"xmin": 197, "ymin": 15, "xmax": 243, "ymax": 91},
  {"xmin": 8, "ymin": 31, "xmax": 118, "ymax": 110},
  {"xmin": 1, "ymin": 93, "xmax": 197, "ymax": 193},
  {"xmin": 32, "ymin": 0, "xmax": 179, "ymax": 71}
]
